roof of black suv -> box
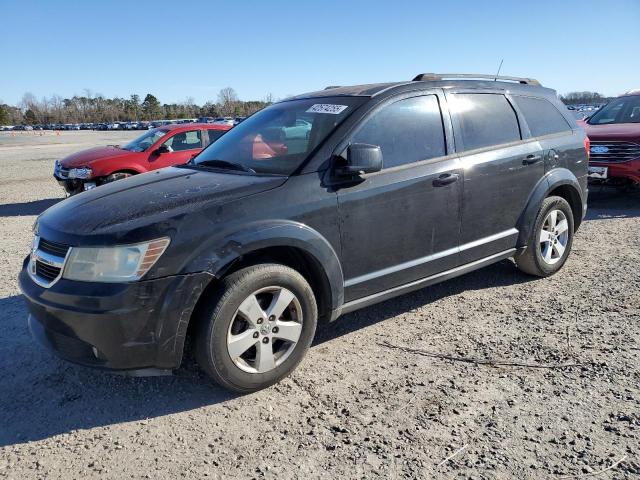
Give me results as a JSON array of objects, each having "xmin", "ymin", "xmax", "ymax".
[{"xmin": 288, "ymin": 73, "xmax": 556, "ymax": 101}]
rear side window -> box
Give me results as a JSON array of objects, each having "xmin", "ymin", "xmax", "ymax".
[
  {"xmin": 352, "ymin": 95, "xmax": 446, "ymax": 169},
  {"xmin": 449, "ymin": 94, "xmax": 521, "ymax": 151},
  {"xmin": 513, "ymin": 96, "xmax": 572, "ymax": 137},
  {"xmin": 206, "ymin": 129, "xmax": 226, "ymax": 145}
]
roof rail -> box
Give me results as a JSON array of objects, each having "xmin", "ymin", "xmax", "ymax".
[
  {"xmin": 324, "ymin": 85, "xmax": 341, "ymax": 90},
  {"xmin": 412, "ymin": 73, "xmax": 541, "ymax": 86}
]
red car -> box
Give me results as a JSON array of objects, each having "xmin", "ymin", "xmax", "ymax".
[
  {"xmin": 579, "ymin": 90, "xmax": 640, "ymax": 187},
  {"xmin": 54, "ymin": 123, "xmax": 231, "ymax": 195}
]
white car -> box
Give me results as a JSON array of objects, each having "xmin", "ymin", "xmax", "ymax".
[{"xmin": 212, "ymin": 117, "xmax": 235, "ymax": 127}]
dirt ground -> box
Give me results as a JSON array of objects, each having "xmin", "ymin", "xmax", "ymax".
[{"xmin": 0, "ymin": 131, "xmax": 638, "ymax": 479}]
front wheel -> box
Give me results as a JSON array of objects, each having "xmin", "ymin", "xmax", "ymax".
[
  {"xmin": 195, "ymin": 264, "xmax": 317, "ymax": 392},
  {"xmin": 104, "ymin": 171, "xmax": 135, "ymax": 183},
  {"xmin": 515, "ymin": 196, "xmax": 574, "ymax": 277}
]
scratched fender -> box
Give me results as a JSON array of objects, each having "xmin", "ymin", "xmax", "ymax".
[{"xmin": 182, "ymin": 219, "xmax": 345, "ymax": 311}]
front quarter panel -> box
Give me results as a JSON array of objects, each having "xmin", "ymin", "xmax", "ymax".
[
  {"xmin": 89, "ymin": 154, "xmax": 148, "ymax": 177},
  {"xmin": 174, "ymin": 174, "xmax": 344, "ymax": 309}
]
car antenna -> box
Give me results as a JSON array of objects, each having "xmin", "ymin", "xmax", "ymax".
[{"xmin": 494, "ymin": 59, "xmax": 504, "ymax": 81}]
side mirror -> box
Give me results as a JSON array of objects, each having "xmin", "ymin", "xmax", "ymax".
[
  {"xmin": 154, "ymin": 144, "xmax": 170, "ymax": 155},
  {"xmin": 337, "ymin": 143, "xmax": 383, "ymax": 176}
]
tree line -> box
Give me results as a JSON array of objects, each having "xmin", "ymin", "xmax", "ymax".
[
  {"xmin": 559, "ymin": 91, "xmax": 614, "ymax": 105},
  {"xmin": 0, "ymin": 88, "xmax": 617, "ymax": 125},
  {"xmin": 0, "ymin": 87, "xmax": 273, "ymax": 125}
]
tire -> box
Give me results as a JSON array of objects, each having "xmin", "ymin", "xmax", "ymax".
[
  {"xmin": 515, "ymin": 196, "xmax": 574, "ymax": 277},
  {"xmin": 194, "ymin": 263, "xmax": 317, "ymax": 393},
  {"xmin": 104, "ymin": 171, "xmax": 135, "ymax": 183}
]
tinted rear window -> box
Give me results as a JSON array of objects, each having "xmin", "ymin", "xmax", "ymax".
[
  {"xmin": 449, "ymin": 94, "xmax": 521, "ymax": 151},
  {"xmin": 513, "ymin": 96, "xmax": 572, "ymax": 137}
]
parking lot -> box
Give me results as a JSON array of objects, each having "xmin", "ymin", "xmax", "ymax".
[{"xmin": 0, "ymin": 131, "xmax": 638, "ymax": 478}]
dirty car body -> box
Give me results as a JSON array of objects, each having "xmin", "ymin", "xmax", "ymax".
[{"xmin": 21, "ymin": 74, "xmax": 588, "ymax": 384}]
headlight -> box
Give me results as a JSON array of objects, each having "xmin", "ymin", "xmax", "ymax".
[
  {"xmin": 68, "ymin": 167, "xmax": 93, "ymax": 179},
  {"xmin": 63, "ymin": 238, "xmax": 170, "ymax": 282}
]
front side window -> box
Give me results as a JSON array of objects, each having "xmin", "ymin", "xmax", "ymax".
[
  {"xmin": 121, "ymin": 128, "xmax": 167, "ymax": 152},
  {"xmin": 449, "ymin": 94, "xmax": 521, "ymax": 151},
  {"xmin": 513, "ymin": 96, "xmax": 572, "ymax": 137},
  {"xmin": 351, "ymin": 95, "xmax": 446, "ymax": 169},
  {"xmin": 162, "ymin": 130, "xmax": 202, "ymax": 152},
  {"xmin": 194, "ymin": 96, "xmax": 365, "ymax": 175},
  {"xmin": 588, "ymin": 95, "xmax": 640, "ymax": 125}
]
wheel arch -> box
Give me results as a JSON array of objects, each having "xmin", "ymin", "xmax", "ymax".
[
  {"xmin": 185, "ymin": 221, "xmax": 344, "ymax": 326},
  {"xmin": 517, "ymin": 168, "xmax": 585, "ymax": 246}
]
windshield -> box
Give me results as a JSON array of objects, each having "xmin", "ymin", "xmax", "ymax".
[
  {"xmin": 121, "ymin": 128, "xmax": 167, "ymax": 152},
  {"xmin": 588, "ymin": 96, "xmax": 640, "ymax": 125},
  {"xmin": 193, "ymin": 97, "xmax": 365, "ymax": 175}
]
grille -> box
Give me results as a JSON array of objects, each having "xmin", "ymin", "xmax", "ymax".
[
  {"xmin": 35, "ymin": 260, "xmax": 62, "ymax": 282},
  {"xmin": 38, "ymin": 238, "xmax": 70, "ymax": 257},
  {"xmin": 590, "ymin": 141, "xmax": 640, "ymax": 164},
  {"xmin": 30, "ymin": 236, "xmax": 70, "ymax": 286}
]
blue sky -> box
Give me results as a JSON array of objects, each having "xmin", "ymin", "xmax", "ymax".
[{"xmin": 1, "ymin": 0, "xmax": 639, "ymax": 105}]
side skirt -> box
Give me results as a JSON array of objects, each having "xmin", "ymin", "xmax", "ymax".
[{"xmin": 331, "ymin": 248, "xmax": 517, "ymax": 320}]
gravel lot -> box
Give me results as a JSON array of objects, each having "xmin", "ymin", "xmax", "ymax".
[{"xmin": 0, "ymin": 131, "xmax": 638, "ymax": 479}]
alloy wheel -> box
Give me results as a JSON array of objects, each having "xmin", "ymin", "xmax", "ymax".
[
  {"xmin": 226, "ymin": 286, "xmax": 303, "ymax": 374},
  {"xmin": 539, "ymin": 209, "xmax": 569, "ymax": 265}
]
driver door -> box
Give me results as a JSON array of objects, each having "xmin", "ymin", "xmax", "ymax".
[
  {"xmin": 148, "ymin": 129, "xmax": 203, "ymax": 169},
  {"xmin": 336, "ymin": 93, "xmax": 463, "ymax": 302}
]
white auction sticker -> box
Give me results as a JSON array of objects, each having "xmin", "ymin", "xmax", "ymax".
[{"xmin": 306, "ymin": 104, "xmax": 348, "ymax": 114}]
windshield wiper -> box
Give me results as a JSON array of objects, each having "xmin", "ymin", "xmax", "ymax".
[{"xmin": 191, "ymin": 159, "xmax": 255, "ymax": 174}]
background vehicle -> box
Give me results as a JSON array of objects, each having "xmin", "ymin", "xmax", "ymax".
[
  {"xmin": 21, "ymin": 74, "xmax": 588, "ymax": 392},
  {"xmin": 53, "ymin": 123, "xmax": 232, "ymax": 194},
  {"xmin": 580, "ymin": 90, "xmax": 640, "ymax": 187},
  {"xmin": 213, "ymin": 117, "xmax": 235, "ymax": 126}
]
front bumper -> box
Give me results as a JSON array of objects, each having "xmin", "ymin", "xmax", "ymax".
[
  {"xmin": 589, "ymin": 159, "xmax": 640, "ymax": 185},
  {"xmin": 19, "ymin": 261, "xmax": 212, "ymax": 371},
  {"xmin": 53, "ymin": 174, "xmax": 86, "ymax": 195}
]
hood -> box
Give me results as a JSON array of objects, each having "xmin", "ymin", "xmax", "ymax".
[
  {"xmin": 582, "ymin": 122, "xmax": 640, "ymax": 142},
  {"xmin": 59, "ymin": 145, "xmax": 136, "ymax": 168},
  {"xmin": 38, "ymin": 167, "xmax": 287, "ymax": 243}
]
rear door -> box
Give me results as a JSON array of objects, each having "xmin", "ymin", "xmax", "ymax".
[
  {"xmin": 446, "ymin": 91, "xmax": 544, "ymax": 263},
  {"xmin": 509, "ymin": 95, "xmax": 577, "ymax": 175},
  {"xmin": 335, "ymin": 92, "xmax": 463, "ymax": 301}
]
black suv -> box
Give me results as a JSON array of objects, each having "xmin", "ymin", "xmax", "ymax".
[{"xmin": 20, "ymin": 73, "xmax": 588, "ymax": 392}]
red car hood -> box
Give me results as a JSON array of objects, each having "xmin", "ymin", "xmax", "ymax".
[
  {"xmin": 60, "ymin": 146, "xmax": 138, "ymax": 168},
  {"xmin": 582, "ymin": 122, "xmax": 640, "ymax": 142}
]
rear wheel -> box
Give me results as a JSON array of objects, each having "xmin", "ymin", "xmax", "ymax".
[
  {"xmin": 515, "ymin": 196, "xmax": 574, "ymax": 277},
  {"xmin": 195, "ymin": 264, "xmax": 317, "ymax": 392}
]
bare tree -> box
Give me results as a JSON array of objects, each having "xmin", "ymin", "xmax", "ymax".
[{"xmin": 217, "ymin": 87, "xmax": 239, "ymax": 116}]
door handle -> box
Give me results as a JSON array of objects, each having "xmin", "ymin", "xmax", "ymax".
[
  {"xmin": 522, "ymin": 154, "xmax": 542, "ymax": 165},
  {"xmin": 433, "ymin": 173, "xmax": 459, "ymax": 187}
]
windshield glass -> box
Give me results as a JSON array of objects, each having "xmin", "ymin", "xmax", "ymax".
[
  {"xmin": 121, "ymin": 128, "xmax": 167, "ymax": 152},
  {"xmin": 193, "ymin": 97, "xmax": 365, "ymax": 175},
  {"xmin": 588, "ymin": 96, "xmax": 640, "ymax": 125}
]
